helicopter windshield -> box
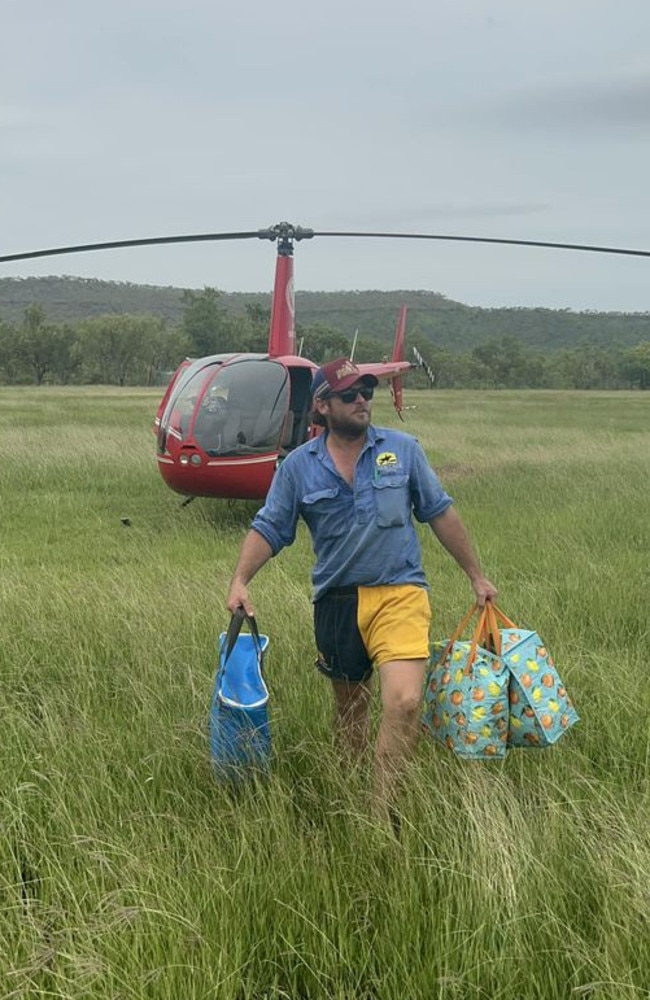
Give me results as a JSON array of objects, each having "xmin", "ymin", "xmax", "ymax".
[{"xmin": 189, "ymin": 359, "xmax": 290, "ymax": 456}]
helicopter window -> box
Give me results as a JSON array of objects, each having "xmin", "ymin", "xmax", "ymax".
[
  {"xmin": 193, "ymin": 359, "xmax": 290, "ymax": 456},
  {"xmin": 159, "ymin": 361, "xmax": 220, "ymax": 441}
]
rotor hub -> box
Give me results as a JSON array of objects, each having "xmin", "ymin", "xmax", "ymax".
[{"xmin": 257, "ymin": 222, "xmax": 315, "ymax": 256}]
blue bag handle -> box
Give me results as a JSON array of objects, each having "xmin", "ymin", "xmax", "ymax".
[
  {"xmin": 222, "ymin": 606, "xmax": 263, "ymax": 665},
  {"xmin": 218, "ymin": 607, "xmax": 269, "ymax": 709}
]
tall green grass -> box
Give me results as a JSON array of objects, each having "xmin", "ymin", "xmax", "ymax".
[{"xmin": 1, "ymin": 386, "xmax": 648, "ymax": 999}]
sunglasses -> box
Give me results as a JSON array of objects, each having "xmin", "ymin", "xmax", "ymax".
[{"xmin": 327, "ymin": 386, "xmax": 374, "ymax": 403}]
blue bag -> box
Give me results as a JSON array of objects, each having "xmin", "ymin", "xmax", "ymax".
[{"xmin": 210, "ymin": 609, "xmax": 271, "ymax": 780}]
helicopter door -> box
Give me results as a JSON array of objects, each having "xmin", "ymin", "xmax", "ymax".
[{"xmin": 281, "ymin": 367, "xmax": 314, "ymax": 453}]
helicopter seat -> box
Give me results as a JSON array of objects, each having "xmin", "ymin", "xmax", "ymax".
[
  {"xmin": 220, "ymin": 410, "xmax": 246, "ymax": 452},
  {"xmin": 247, "ymin": 408, "xmax": 286, "ymax": 450},
  {"xmin": 280, "ymin": 412, "xmax": 294, "ymax": 449},
  {"xmin": 193, "ymin": 409, "xmax": 226, "ymax": 452}
]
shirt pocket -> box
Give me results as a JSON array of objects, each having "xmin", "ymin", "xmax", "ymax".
[
  {"xmin": 302, "ymin": 487, "xmax": 340, "ymax": 506},
  {"xmin": 372, "ymin": 473, "xmax": 409, "ymax": 528},
  {"xmin": 301, "ymin": 487, "xmax": 346, "ymax": 536}
]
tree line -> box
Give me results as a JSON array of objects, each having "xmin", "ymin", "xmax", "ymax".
[
  {"xmin": 0, "ymin": 289, "xmax": 649, "ymax": 389},
  {"xmin": 3, "ymin": 278, "xmax": 650, "ymax": 353}
]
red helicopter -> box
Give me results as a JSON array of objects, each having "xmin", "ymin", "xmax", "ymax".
[
  {"xmin": 153, "ymin": 224, "xmax": 415, "ymax": 501},
  {"xmin": 3, "ymin": 221, "xmax": 649, "ymax": 501}
]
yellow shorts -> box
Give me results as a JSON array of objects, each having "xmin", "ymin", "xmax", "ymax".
[
  {"xmin": 357, "ymin": 584, "xmax": 432, "ymax": 666},
  {"xmin": 314, "ymin": 583, "xmax": 431, "ymax": 682}
]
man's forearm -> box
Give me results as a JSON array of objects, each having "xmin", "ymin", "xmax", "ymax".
[
  {"xmin": 230, "ymin": 529, "xmax": 274, "ymax": 586},
  {"xmin": 428, "ymin": 506, "xmax": 498, "ymax": 606},
  {"xmin": 226, "ymin": 530, "xmax": 274, "ymax": 615},
  {"xmin": 428, "ymin": 507, "xmax": 483, "ymax": 582}
]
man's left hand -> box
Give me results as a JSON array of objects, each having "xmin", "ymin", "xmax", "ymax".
[{"xmin": 471, "ymin": 576, "xmax": 499, "ymax": 608}]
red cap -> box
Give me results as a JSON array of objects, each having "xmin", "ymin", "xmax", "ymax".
[{"xmin": 311, "ymin": 358, "xmax": 378, "ymax": 399}]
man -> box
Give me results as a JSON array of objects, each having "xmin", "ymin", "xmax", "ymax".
[{"xmin": 226, "ymin": 358, "xmax": 497, "ymax": 821}]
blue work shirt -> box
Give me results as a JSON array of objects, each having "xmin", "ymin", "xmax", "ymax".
[{"xmin": 251, "ymin": 425, "xmax": 453, "ymax": 601}]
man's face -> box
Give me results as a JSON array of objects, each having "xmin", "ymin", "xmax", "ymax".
[{"xmin": 316, "ymin": 382, "xmax": 373, "ymax": 439}]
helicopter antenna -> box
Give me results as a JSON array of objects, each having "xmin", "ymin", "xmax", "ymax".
[
  {"xmin": 350, "ymin": 329, "xmax": 359, "ymax": 361},
  {"xmin": 297, "ymin": 336, "xmax": 304, "ymax": 357}
]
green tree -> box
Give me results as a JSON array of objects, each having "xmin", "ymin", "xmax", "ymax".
[
  {"xmin": 147, "ymin": 325, "xmax": 192, "ymax": 385},
  {"xmin": 408, "ymin": 333, "xmax": 454, "ymax": 387},
  {"xmin": 77, "ymin": 315, "xmax": 171, "ymax": 385},
  {"xmin": 48, "ymin": 324, "xmax": 83, "ymax": 384},
  {"xmin": 620, "ymin": 341, "xmax": 650, "ymax": 389},
  {"xmin": 239, "ymin": 302, "xmax": 271, "ymax": 352},
  {"xmin": 244, "ymin": 301, "xmax": 271, "ymax": 331},
  {"xmin": 546, "ymin": 344, "xmax": 623, "ymax": 389},
  {"xmin": 14, "ymin": 307, "xmax": 89, "ymax": 385},
  {"xmin": 350, "ymin": 334, "xmax": 387, "ymax": 363},
  {"xmin": 181, "ymin": 287, "xmax": 237, "ymax": 355},
  {"xmin": 445, "ymin": 352, "xmax": 493, "ymax": 389},
  {"xmin": 299, "ymin": 323, "xmax": 350, "ymax": 363},
  {"xmin": 0, "ymin": 320, "xmax": 22, "ymax": 383},
  {"xmin": 15, "ymin": 305, "xmax": 62, "ymax": 384},
  {"xmin": 471, "ymin": 336, "xmax": 545, "ymax": 388}
]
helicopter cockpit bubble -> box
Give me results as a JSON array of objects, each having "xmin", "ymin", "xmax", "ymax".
[
  {"xmin": 204, "ymin": 383, "xmax": 228, "ymax": 415},
  {"xmin": 189, "ymin": 358, "xmax": 290, "ymax": 456}
]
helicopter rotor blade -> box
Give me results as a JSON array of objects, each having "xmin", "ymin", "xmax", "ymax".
[
  {"xmin": 310, "ymin": 231, "xmax": 650, "ymax": 259},
  {"xmin": 2, "ymin": 224, "xmax": 650, "ymax": 265},
  {"xmin": 0, "ymin": 229, "xmax": 272, "ymax": 265}
]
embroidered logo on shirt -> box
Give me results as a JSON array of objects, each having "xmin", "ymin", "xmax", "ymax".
[{"xmin": 376, "ymin": 451, "xmax": 398, "ymax": 467}]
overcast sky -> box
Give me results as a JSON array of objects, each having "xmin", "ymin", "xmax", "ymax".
[{"xmin": 2, "ymin": 0, "xmax": 650, "ymax": 310}]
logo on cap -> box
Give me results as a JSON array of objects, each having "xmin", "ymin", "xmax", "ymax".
[{"xmin": 335, "ymin": 361, "xmax": 358, "ymax": 381}]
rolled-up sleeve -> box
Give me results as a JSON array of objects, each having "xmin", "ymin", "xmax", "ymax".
[
  {"xmin": 250, "ymin": 461, "xmax": 300, "ymax": 554},
  {"xmin": 410, "ymin": 439, "xmax": 453, "ymax": 522}
]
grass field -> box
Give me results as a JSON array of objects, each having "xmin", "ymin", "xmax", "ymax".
[{"xmin": 1, "ymin": 386, "xmax": 648, "ymax": 1000}]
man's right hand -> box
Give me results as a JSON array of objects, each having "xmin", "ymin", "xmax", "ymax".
[{"xmin": 226, "ymin": 580, "xmax": 255, "ymax": 618}]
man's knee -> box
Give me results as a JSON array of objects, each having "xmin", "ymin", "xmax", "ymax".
[
  {"xmin": 383, "ymin": 688, "xmax": 423, "ymax": 723},
  {"xmin": 379, "ymin": 660, "xmax": 427, "ymax": 723},
  {"xmin": 332, "ymin": 679, "xmax": 372, "ymax": 717}
]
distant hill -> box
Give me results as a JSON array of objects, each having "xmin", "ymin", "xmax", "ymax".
[
  {"xmin": 0, "ymin": 276, "xmax": 187, "ymax": 324},
  {"xmin": 1, "ymin": 276, "xmax": 649, "ymax": 352}
]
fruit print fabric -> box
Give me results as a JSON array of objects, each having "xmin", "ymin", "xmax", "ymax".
[
  {"xmin": 500, "ymin": 629, "xmax": 579, "ymax": 747},
  {"xmin": 422, "ymin": 604, "xmax": 580, "ymax": 759},
  {"xmin": 423, "ymin": 638, "xmax": 510, "ymax": 760}
]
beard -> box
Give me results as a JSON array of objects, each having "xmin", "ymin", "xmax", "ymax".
[{"xmin": 326, "ymin": 407, "xmax": 370, "ymax": 440}]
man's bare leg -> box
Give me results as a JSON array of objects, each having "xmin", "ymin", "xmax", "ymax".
[
  {"xmin": 373, "ymin": 659, "xmax": 428, "ymax": 820},
  {"xmin": 331, "ymin": 677, "xmax": 373, "ymax": 760}
]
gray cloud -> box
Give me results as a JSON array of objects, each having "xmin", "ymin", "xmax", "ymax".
[
  {"xmin": 494, "ymin": 73, "xmax": 650, "ymax": 133},
  {"xmin": 2, "ymin": 0, "xmax": 650, "ymax": 310}
]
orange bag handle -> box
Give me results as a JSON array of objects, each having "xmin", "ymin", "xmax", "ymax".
[
  {"xmin": 448, "ymin": 604, "xmax": 480, "ymax": 647},
  {"xmin": 434, "ymin": 604, "xmax": 475, "ymax": 672},
  {"xmin": 484, "ymin": 601, "xmax": 502, "ymax": 656},
  {"xmin": 436, "ymin": 603, "xmax": 496, "ymax": 672},
  {"xmin": 444, "ymin": 602, "xmax": 486, "ymax": 651},
  {"xmin": 435, "ymin": 601, "xmax": 520, "ymax": 671},
  {"xmin": 469, "ymin": 605, "xmax": 491, "ymax": 668},
  {"xmin": 487, "ymin": 603, "xmax": 518, "ymax": 629}
]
